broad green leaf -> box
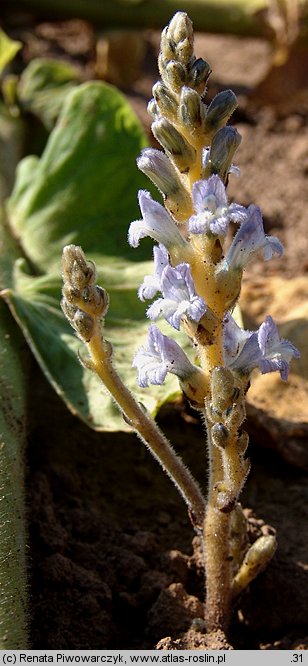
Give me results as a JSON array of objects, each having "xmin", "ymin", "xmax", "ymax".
[
  {"xmin": 17, "ymin": 58, "xmax": 80, "ymax": 130},
  {"xmin": 0, "ymin": 29, "xmax": 22, "ymax": 74},
  {"xmin": 7, "ymin": 81, "xmax": 154, "ymax": 275},
  {"xmin": 2, "ymin": 259, "xmax": 188, "ymax": 431},
  {"xmin": 3, "ymin": 79, "xmax": 176, "ymax": 432}
]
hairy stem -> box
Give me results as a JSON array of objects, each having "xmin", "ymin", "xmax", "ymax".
[
  {"xmin": 203, "ymin": 495, "xmax": 232, "ymax": 632},
  {"xmin": 203, "ymin": 429, "xmax": 234, "ymax": 632},
  {"xmin": 87, "ymin": 326, "xmax": 206, "ymax": 526}
]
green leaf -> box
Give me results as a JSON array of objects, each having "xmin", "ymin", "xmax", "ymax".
[
  {"xmin": 2, "ymin": 259, "xmax": 188, "ymax": 431},
  {"xmin": 3, "ymin": 80, "xmax": 171, "ymax": 431},
  {"xmin": 7, "ymin": 81, "xmax": 154, "ymax": 275},
  {"xmin": 0, "ymin": 29, "xmax": 22, "ymax": 75},
  {"xmin": 17, "ymin": 58, "xmax": 80, "ymax": 130}
]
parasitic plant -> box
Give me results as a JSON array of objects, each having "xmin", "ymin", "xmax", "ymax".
[{"xmin": 61, "ymin": 13, "xmax": 299, "ymax": 638}]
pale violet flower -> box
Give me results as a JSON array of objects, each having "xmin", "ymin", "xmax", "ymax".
[
  {"xmin": 189, "ymin": 175, "xmax": 247, "ymax": 236},
  {"xmin": 128, "ymin": 190, "xmax": 188, "ymax": 250},
  {"xmin": 138, "ymin": 244, "xmax": 169, "ymax": 301},
  {"xmin": 223, "ymin": 204, "xmax": 283, "ymax": 270},
  {"xmin": 146, "ymin": 261, "xmax": 206, "ymax": 330},
  {"xmin": 223, "ymin": 314, "xmax": 300, "ymax": 380},
  {"xmin": 132, "ymin": 324, "xmax": 195, "ymax": 387}
]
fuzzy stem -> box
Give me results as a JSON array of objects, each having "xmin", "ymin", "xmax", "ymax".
[
  {"xmin": 87, "ymin": 325, "xmax": 206, "ymax": 526},
  {"xmin": 203, "ymin": 404, "xmax": 233, "ymax": 633},
  {"xmin": 203, "ymin": 498, "xmax": 232, "ymax": 632},
  {"xmin": 193, "ymin": 244, "xmax": 233, "ymax": 630}
]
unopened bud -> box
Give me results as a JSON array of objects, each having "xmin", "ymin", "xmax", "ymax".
[
  {"xmin": 152, "ymin": 81, "xmax": 178, "ymax": 120},
  {"xmin": 152, "ymin": 118, "xmax": 196, "ymax": 173},
  {"xmin": 162, "ymin": 60, "xmax": 187, "ymax": 93},
  {"xmin": 62, "ymin": 244, "xmax": 96, "ymax": 290},
  {"xmin": 62, "ymin": 283, "xmax": 81, "ymax": 305},
  {"xmin": 208, "ymin": 126, "xmax": 241, "ymax": 183},
  {"xmin": 137, "ymin": 148, "xmax": 191, "ymax": 217},
  {"xmin": 73, "ymin": 310, "xmax": 95, "ymax": 343},
  {"xmin": 203, "ymin": 90, "xmax": 238, "ymax": 139},
  {"xmin": 61, "ymin": 297, "xmax": 77, "ymax": 324},
  {"xmin": 147, "ymin": 98, "xmax": 159, "ymax": 119},
  {"xmin": 187, "ymin": 58, "xmax": 211, "ymax": 95},
  {"xmin": 82, "ymin": 285, "xmax": 109, "ymax": 317},
  {"xmin": 232, "ymin": 535, "xmax": 277, "ymax": 597},
  {"xmin": 168, "ymin": 12, "xmax": 193, "ymax": 51},
  {"xmin": 178, "ymin": 86, "xmax": 206, "ymax": 134}
]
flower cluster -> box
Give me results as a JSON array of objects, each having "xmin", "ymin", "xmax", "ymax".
[
  {"xmin": 128, "ymin": 174, "xmax": 298, "ymax": 389},
  {"xmin": 125, "ymin": 9, "xmax": 299, "ymax": 426}
]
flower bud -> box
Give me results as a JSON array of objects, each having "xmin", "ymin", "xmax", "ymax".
[
  {"xmin": 168, "ymin": 12, "xmax": 193, "ymax": 54},
  {"xmin": 208, "ymin": 126, "xmax": 241, "ymax": 183},
  {"xmin": 152, "ymin": 81, "xmax": 178, "ymax": 120},
  {"xmin": 137, "ymin": 148, "xmax": 192, "ymax": 220},
  {"xmin": 62, "ymin": 283, "xmax": 81, "ymax": 305},
  {"xmin": 61, "ymin": 297, "xmax": 77, "ymax": 324},
  {"xmin": 152, "ymin": 118, "xmax": 196, "ymax": 173},
  {"xmin": 232, "ymin": 535, "xmax": 277, "ymax": 597},
  {"xmin": 187, "ymin": 58, "xmax": 211, "ymax": 95},
  {"xmin": 178, "ymin": 86, "xmax": 206, "ymax": 134},
  {"xmin": 147, "ymin": 98, "xmax": 159, "ymax": 119},
  {"xmin": 62, "ymin": 244, "xmax": 96, "ymax": 290},
  {"xmin": 82, "ymin": 285, "xmax": 109, "ymax": 317},
  {"xmin": 203, "ymin": 90, "xmax": 238, "ymax": 139},
  {"xmin": 162, "ymin": 61, "xmax": 187, "ymax": 93},
  {"xmin": 73, "ymin": 310, "xmax": 95, "ymax": 343}
]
